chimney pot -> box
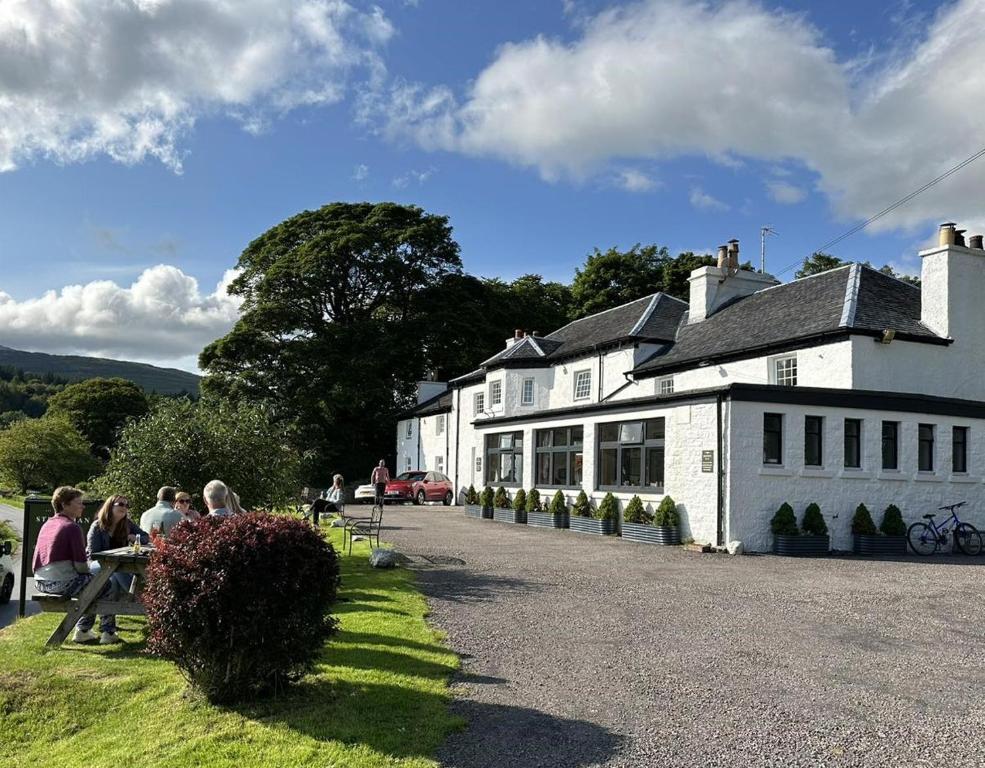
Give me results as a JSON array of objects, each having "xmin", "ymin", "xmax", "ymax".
[
  {"xmin": 514, "ymin": 329, "xmax": 523, "ymax": 340},
  {"xmin": 716, "ymin": 245, "xmax": 728, "ymax": 268},
  {"xmin": 939, "ymin": 222, "xmax": 957, "ymax": 247},
  {"xmin": 727, "ymin": 239, "xmax": 739, "ymax": 269},
  {"xmin": 970, "ymin": 235, "xmax": 984, "ymax": 250}
]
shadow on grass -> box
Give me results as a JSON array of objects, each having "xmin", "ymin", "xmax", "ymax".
[
  {"xmin": 320, "ymin": 644, "xmax": 452, "ymax": 678},
  {"xmin": 230, "ymin": 677, "xmax": 623, "ymax": 768}
]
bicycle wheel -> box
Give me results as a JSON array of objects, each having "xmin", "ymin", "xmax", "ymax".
[
  {"xmin": 907, "ymin": 522, "xmax": 939, "ymax": 556},
  {"xmin": 954, "ymin": 523, "xmax": 983, "ymax": 556}
]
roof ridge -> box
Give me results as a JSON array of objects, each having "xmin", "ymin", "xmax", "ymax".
[
  {"xmin": 628, "ymin": 294, "xmax": 661, "ymax": 337},
  {"xmin": 545, "ymin": 293, "xmax": 659, "ymax": 338},
  {"xmin": 839, "ymin": 263, "xmax": 861, "ymax": 328},
  {"xmin": 755, "ymin": 263, "xmax": 853, "ymax": 294}
]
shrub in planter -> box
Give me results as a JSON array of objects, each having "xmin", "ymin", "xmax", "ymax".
[
  {"xmin": 525, "ymin": 489, "xmax": 541, "ymax": 513},
  {"xmin": 494, "ymin": 486, "xmax": 510, "ymax": 509},
  {"xmin": 801, "ymin": 502, "xmax": 828, "ymax": 536},
  {"xmin": 622, "ymin": 495, "xmax": 667, "ymax": 544},
  {"xmin": 880, "ymin": 505, "xmax": 907, "ymax": 537},
  {"xmin": 770, "ymin": 503, "xmax": 799, "ymax": 537},
  {"xmin": 144, "ymin": 513, "xmax": 339, "ymax": 704},
  {"xmin": 528, "ymin": 488, "xmax": 568, "ymax": 528},
  {"xmin": 772, "ymin": 502, "xmax": 828, "ymax": 556},
  {"xmin": 596, "ymin": 492, "xmax": 618, "ymax": 521},
  {"xmin": 572, "ymin": 490, "xmax": 592, "ymax": 518},
  {"xmin": 654, "ymin": 496, "xmax": 680, "ymax": 528},
  {"xmin": 623, "ymin": 495, "xmax": 653, "ymax": 525},
  {"xmin": 549, "ymin": 490, "xmax": 568, "ymax": 516},
  {"xmin": 512, "ymin": 488, "xmax": 526, "ymax": 513},
  {"xmin": 480, "ymin": 486, "xmax": 494, "ymax": 519},
  {"xmin": 493, "ymin": 485, "xmax": 523, "ymax": 523},
  {"xmin": 851, "ymin": 504, "xmax": 876, "ymax": 536},
  {"xmin": 571, "ymin": 491, "xmax": 617, "ymax": 535},
  {"xmin": 851, "ymin": 503, "xmax": 908, "ymax": 555},
  {"xmin": 464, "ymin": 485, "xmax": 483, "ymax": 517}
]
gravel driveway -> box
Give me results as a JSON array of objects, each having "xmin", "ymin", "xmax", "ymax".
[{"xmin": 382, "ymin": 506, "xmax": 985, "ymax": 768}]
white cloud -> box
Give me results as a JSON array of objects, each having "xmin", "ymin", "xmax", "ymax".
[
  {"xmin": 689, "ymin": 186, "xmax": 729, "ymax": 211},
  {"xmin": 365, "ymin": 0, "xmax": 985, "ymax": 234},
  {"xmin": 352, "ymin": 163, "xmax": 369, "ymax": 181},
  {"xmin": 616, "ymin": 168, "xmax": 656, "ymax": 192},
  {"xmin": 0, "ymin": 0, "xmax": 393, "ymax": 172},
  {"xmin": 392, "ymin": 167, "xmax": 435, "ymax": 188},
  {"xmin": 766, "ymin": 180, "xmax": 807, "ymax": 205},
  {"xmin": 0, "ymin": 266, "xmax": 241, "ymax": 369}
]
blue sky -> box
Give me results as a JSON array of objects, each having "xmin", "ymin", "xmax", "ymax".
[{"xmin": 0, "ymin": 0, "xmax": 982, "ymax": 370}]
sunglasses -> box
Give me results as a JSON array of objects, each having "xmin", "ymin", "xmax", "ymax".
[{"xmin": 113, "ymin": 502, "xmax": 130, "ymax": 508}]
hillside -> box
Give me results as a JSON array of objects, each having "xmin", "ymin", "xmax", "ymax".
[{"xmin": 0, "ymin": 345, "xmax": 200, "ymax": 395}]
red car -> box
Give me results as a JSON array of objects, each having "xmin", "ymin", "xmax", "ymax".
[{"xmin": 385, "ymin": 471, "xmax": 454, "ymax": 505}]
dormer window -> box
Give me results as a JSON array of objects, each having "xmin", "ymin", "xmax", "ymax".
[{"xmin": 771, "ymin": 355, "xmax": 797, "ymax": 387}]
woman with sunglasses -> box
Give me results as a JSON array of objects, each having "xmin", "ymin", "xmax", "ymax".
[
  {"xmin": 84, "ymin": 495, "xmax": 148, "ymax": 644},
  {"xmin": 174, "ymin": 492, "xmax": 201, "ymax": 520}
]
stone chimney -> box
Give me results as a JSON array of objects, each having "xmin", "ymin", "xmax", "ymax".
[
  {"xmin": 505, "ymin": 328, "xmax": 524, "ymax": 350},
  {"xmin": 920, "ymin": 222, "xmax": 985, "ymax": 338},
  {"xmin": 688, "ymin": 239, "xmax": 779, "ymax": 323}
]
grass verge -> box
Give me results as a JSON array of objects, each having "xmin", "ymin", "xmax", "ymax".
[{"xmin": 0, "ymin": 527, "xmax": 462, "ymax": 768}]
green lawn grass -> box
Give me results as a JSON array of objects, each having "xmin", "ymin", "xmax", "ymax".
[{"xmin": 0, "ymin": 528, "xmax": 463, "ymax": 768}]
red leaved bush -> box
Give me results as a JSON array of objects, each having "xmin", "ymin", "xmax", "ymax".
[{"xmin": 143, "ymin": 513, "xmax": 339, "ymax": 703}]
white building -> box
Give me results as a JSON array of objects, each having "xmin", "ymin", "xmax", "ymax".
[{"xmin": 396, "ymin": 224, "xmax": 985, "ymax": 551}]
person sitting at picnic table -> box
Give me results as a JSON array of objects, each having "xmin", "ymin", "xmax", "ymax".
[
  {"xmin": 174, "ymin": 491, "xmax": 200, "ymax": 521},
  {"xmin": 84, "ymin": 495, "xmax": 149, "ymax": 645},
  {"xmin": 227, "ymin": 488, "xmax": 246, "ymax": 515},
  {"xmin": 203, "ymin": 479, "xmax": 232, "ymax": 517},
  {"xmin": 139, "ymin": 486, "xmax": 184, "ymax": 537},
  {"xmin": 32, "ymin": 486, "xmax": 112, "ymax": 644}
]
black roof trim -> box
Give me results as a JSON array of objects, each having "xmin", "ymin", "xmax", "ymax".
[{"xmin": 399, "ymin": 389, "xmax": 453, "ymax": 418}]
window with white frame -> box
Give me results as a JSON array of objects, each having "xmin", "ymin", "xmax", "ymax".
[
  {"xmin": 521, "ymin": 377, "xmax": 535, "ymax": 405},
  {"xmin": 771, "ymin": 355, "xmax": 797, "ymax": 386},
  {"xmin": 474, "ymin": 392, "xmax": 485, "ymax": 415},
  {"xmin": 435, "ymin": 456, "xmax": 444, "ymax": 473},
  {"xmin": 573, "ymin": 369, "xmax": 592, "ymax": 400},
  {"xmin": 405, "ymin": 421, "xmax": 412, "ymax": 438},
  {"xmin": 658, "ymin": 377, "xmax": 674, "ymax": 395},
  {"xmin": 404, "ymin": 456, "xmax": 411, "ymax": 471},
  {"xmin": 436, "ymin": 414, "xmax": 445, "ymax": 435},
  {"xmin": 489, "ymin": 380, "xmax": 502, "ymax": 406}
]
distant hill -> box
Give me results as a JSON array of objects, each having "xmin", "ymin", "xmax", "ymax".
[{"xmin": 0, "ymin": 346, "xmax": 200, "ymax": 395}]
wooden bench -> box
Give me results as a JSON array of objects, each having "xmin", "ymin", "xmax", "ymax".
[{"xmin": 32, "ymin": 593, "xmax": 146, "ymax": 616}]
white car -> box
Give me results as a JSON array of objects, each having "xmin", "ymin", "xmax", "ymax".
[
  {"xmin": 353, "ymin": 484, "xmax": 376, "ymax": 504},
  {"xmin": 0, "ymin": 540, "xmax": 14, "ymax": 605}
]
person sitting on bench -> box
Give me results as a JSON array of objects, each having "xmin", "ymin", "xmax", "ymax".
[{"xmin": 32, "ymin": 486, "xmax": 112, "ymax": 644}]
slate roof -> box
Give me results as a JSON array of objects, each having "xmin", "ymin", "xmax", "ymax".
[
  {"xmin": 401, "ymin": 389, "xmax": 453, "ymax": 417},
  {"xmin": 479, "ymin": 293, "xmax": 687, "ymax": 370},
  {"xmin": 632, "ymin": 264, "xmax": 945, "ymax": 378}
]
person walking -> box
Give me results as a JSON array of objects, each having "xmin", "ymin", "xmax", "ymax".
[
  {"xmin": 370, "ymin": 460, "xmax": 390, "ymax": 506},
  {"xmin": 140, "ymin": 487, "xmax": 184, "ymax": 537}
]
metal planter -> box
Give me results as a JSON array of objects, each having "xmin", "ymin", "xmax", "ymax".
[
  {"xmin": 527, "ymin": 511, "xmax": 569, "ymax": 529},
  {"xmin": 464, "ymin": 505, "xmax": 484, "ymax": 519},
  {"xmin": 622, "ymin": 523, "xmax": 680, "ymax": 545},
  {"xmin": 853, "ymin": 534, "xmax": 906, "ymax": 556},
  {"xmin": 493, "ymin": 508, "xmax": 526, "ymax": 524},
  {"xmin": 481, "ymin": 506, "xmax": 494, "ymax": 519},
  {"xmin": 569, "ymin": 516, "xmax": 617, "ymax": 536},
  {"xmin": 773, "ymin": 534, "xmax": 830, "ymax": 557}
]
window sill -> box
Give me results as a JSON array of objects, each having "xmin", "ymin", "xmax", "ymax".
[
  {"xmin": 876, "ymin": 472, "xmax": 908, "ymax": 482},
  {"xmin": 799, "ymin": 468, "xmax": 835, "ymax": 478},
  {"xmin": 838, "ymin": 470, "xmax": 872, "ymax": 480},
  {"xmin": 759, "ymin": 466, "xmax": 793, "ymax": 477},
  {"xmin": 597, "ymin": 486, "xmax": 665, "ymax": 494},
  {"xmin": 948, "ymin": 474, "xmax": 980, "ymax": 483},
  {"xmin": 913, "ymin": 473, "xmax": 943, "ymax": 483}
]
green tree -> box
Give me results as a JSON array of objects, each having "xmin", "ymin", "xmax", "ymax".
[
  {"xmin": 0, "ymin": 417, "xmax": 100, "ymax": 492},
  {"xmin": 795, "ymin": 252, "xmax": 848, "ymax": 279},
  {"xmin": 46, "ymin": 377, "xmax": 149, "ymax": 458},
  {"xmin": 878, "ymin": 264, "xmax": 921, "ymax": 287},
  {"xmin": 199, "ymin": 202, "xmax": 463, "ymax": 483},
  {"xmin": 661, "ymin": 251, "xmax": 717, "ymax": 300},
  {"xmin": 570, "ymin": 244, "xmax": 669, "ymax": 319},
  {"xmin": 95, "ymin": 398, "xmax": 300, "ymax": 512}
]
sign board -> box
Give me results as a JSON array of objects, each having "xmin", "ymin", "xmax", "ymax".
[
  {"xmin": 18, "ymin": 497, "xmax": 103, "ymax": 617},
  {"xmin": 701, "ymin": 450, "xmax": 715, "ymax": 473}
]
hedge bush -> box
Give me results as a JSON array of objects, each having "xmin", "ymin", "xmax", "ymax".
[
  {"xmin": 480, "ymin": 486, "xmax": 494, "ymax": 508},
  {"xmin": 596, "ymin": 492, "xmax": 618, "ymax": 521},
  {"xmin": 525, "ymin": 489, "xmax": 541, "ymax": 513},
  {"xmin": 801, "ymin": 502, "xmax": 828, "ymax": 536},
  {"xmin": 549, "ymin": 489, "xmax": 568, "ymax": 515},
  {"xmin": 851, "ymin": 503, "xmax": 876, "ymax": 536},
  {"xmin": 623, "ymin": 495, "xmax": 652, "ymax": 524},
  {"xmin": 143, "ymin": 513, "xmax": 339, "ymax": 704},
  {"xmin": 493, "ymin": 486, "xmax": 510, "ymax": 509},
  {"xmin": 654, "ymin": 496, "xmax": 679, "ymax": 527},
  {"xmin": 881, "ymin": 504, "xmax": 907, "ymax": 536},
  {"xmin": 572, "ymin": 490, "xmax": 592, "ymax": 517},
  {"xmin": 465, "ymin": 485, "xmax": 478, "ymax": 504},
  {"xmin": 770, "ymin": 503, "xmax": 798, "ymax": 536},
  {"xmin": 512, "ymin": 488, "xmax": 526, "ymax": 513}
]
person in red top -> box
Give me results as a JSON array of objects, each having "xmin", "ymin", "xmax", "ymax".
[
  {"xmin": 370, "ymin": 460, "xmax": 390, "ymax": 506},
  {"xmin": 32, "ymin": 486, "xmax": 111, "ymax": 644}
]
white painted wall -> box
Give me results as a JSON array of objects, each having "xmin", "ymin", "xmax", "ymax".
[{"xmin": 726, "ymin": 399, "xmax": 985, "ymax": 552}]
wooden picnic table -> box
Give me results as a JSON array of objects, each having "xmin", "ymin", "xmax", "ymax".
[{"xmin": 33, "ymin": 545, "xmax": 153, "ymax": 647}]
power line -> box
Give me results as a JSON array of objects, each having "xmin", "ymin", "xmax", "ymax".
[{"xmin": 775, "ymin": 144, "xmax": 985, "ymax": 278}]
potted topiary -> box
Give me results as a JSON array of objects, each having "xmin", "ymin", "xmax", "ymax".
[
  {"xmin": 653, "ymin": 496, "xmax": 682, "ymax": 545},
  {"xmin": 875, "ymin": 504, "xmax": 907, "ymax": 555},
  {"xmin": 571, "ymin": 491, "xmax": 618, "ymax": 535},
  {"xmin": 492, "ymin": 486, "xmax": 520, "ymax": 523},
  {"xmin": 528, "ymin": 489, "xmax": 567, "ymax": 529},
  {"xmin": 621, "ymin": 495, "xmax": 659, "ymax": 544},
  {"xmin": 479, "ymin": 486, "xmax": 494, "ymax": 519},
  {"xmin": 464, "ymin": 485, "xmax": 483, "ymax": 518},
  {"xmin": 852, "ymin": 503, "xmax": 885, "ymax": 554},
  {"xmin": 572, "ymin": 490, "xmax": 591, "ymax": 519},
  {"xmin": 773, "ymin": 502, "xmax": 829, "ymax": 556}
]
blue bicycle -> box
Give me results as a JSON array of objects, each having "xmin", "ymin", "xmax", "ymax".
[{"xmin": 907, "ymin": 501, "xmax": 983, "ymax": 556}]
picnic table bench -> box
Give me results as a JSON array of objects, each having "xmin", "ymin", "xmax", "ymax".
[{"xmin": 33, "ymin": 545, "xmax": 152, "ymax": 647}]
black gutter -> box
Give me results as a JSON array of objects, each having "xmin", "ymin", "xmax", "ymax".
[{"xmin": 716, "ymin": 392, "xmax": 725, "ymax": 547}]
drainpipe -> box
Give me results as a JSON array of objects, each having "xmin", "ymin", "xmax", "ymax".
[
  {"xmin": 597, "ymin": 349, "xmax": 604, "ymax": 401},
  {"xmin": 716, "ymin": 392, "xmax": 725, "ymax": 547},
  {"xmin": 453, "ymin": 389, "xmax": 461, "ymax": 500},
  {"xmin": 445, "ymin": 406, "xmax": 450, "ymax": 478},
  {"xmin": 416, "ymin": 416, "xmax": 421, "ymax": 469}
]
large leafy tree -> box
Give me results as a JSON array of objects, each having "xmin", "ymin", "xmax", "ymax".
[
  {"xmin": 199, "ymin": 202, "xmax": 463, "ymax": 483},
  {"xmin": 570, "ymin": 244, "xmax": 669, "ymax": 319},
  {"xmin": 46, "ymin": 377, "xmax": 149, "ymax": 458},
  {"xmin": 95, "ymin": 398, "xmax": 300, "ymax": 512},
  {"xmin": 795, "ymin": 252, "xmax": 847, "ymax": 278},
  {"xmin": 0, "ymin": 417, "xmax": 100, "ymax": 492}
]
